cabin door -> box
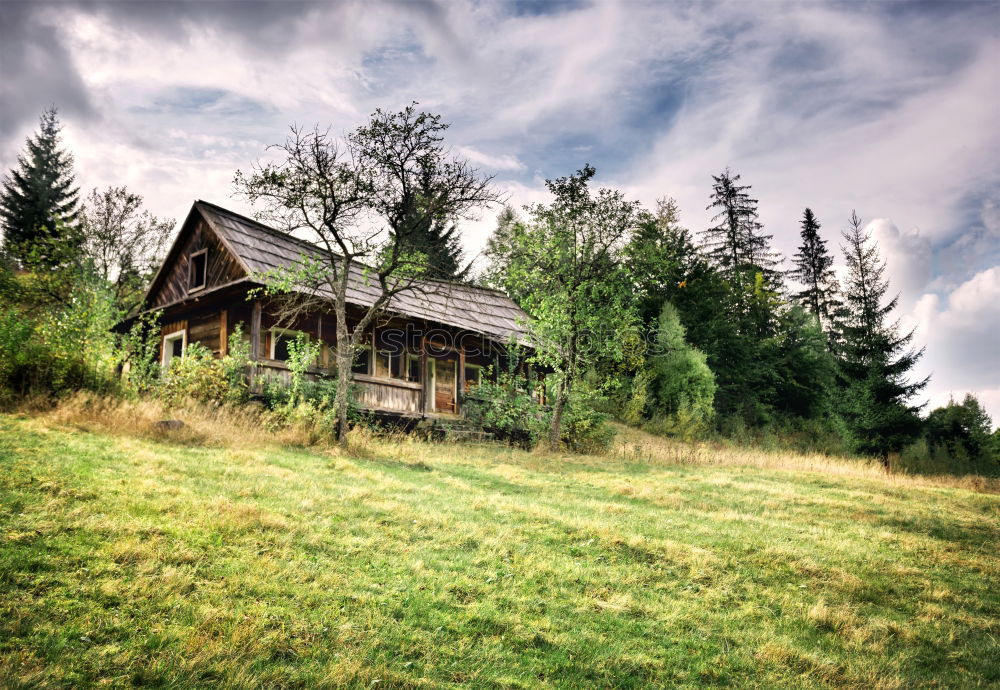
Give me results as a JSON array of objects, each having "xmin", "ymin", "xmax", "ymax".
[{"xmin": 431, "ymin": 356, "xmax": 458, "ymax": 414}]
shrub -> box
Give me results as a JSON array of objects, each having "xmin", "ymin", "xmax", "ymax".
[
  {"xmin": 465, "ymin": 372, "xmax": 615, "ymax": 452},
  {"xmin": 464, "ymin": 371, "xmax": 547, "ymax": 448},
  {"xmin": 0, "ymin": 258, "xmax": 119, "ymax": 399},
  {"xmin": 158, "ymin": 343, "xmax": 234, "ymax": 406},
  {"xmin": 559, "ymin": 396, "xmax": 615, "ymax": 453}
]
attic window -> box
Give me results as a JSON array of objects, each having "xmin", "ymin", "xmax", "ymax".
[{"xmin": 189, "ymin": 249, "xmax": 208, "ymax": 291}]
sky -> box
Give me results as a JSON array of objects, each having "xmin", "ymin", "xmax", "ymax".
[{"xmin": 2, "ymin": 0, "xmax": 999, "ymax": 423}]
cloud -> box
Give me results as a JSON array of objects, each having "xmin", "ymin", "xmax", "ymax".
[
  {"xmin": 911, "ymin": 267, "xmax": 1000, "ymax": 424},
  {"xmin": 867, "ymin": 219, "xmax": 932, "ymax": 312},
  {"xmin": 0, "ymin": 2, "xmax": 96, "ymax": 155},
  {"xmin": 457, "ymin": 146, "xmax": 525, "ymax": 172}
]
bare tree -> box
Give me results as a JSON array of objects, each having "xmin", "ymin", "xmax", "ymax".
[
  {"xmin": 234, "ymin": 104, "xmax": 501, "ymax": 443},
  {"xmin": 80, "ymin": 186, "xmax": 174, "ymax": 314}
]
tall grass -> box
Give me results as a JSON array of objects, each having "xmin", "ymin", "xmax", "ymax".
[{"xmin": 31, "ymin": 392, "xmax": 1000, "ymax": 495}]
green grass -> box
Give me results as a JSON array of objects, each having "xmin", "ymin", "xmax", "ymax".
[{"xmin": 1, "ymin": 413, "xmax": 998, "ymax": 688}]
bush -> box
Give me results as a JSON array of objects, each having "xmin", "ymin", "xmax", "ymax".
[
  {"xmin": 464, "ymin": 371, "xmax": 547, "ymax": 448},
  {"xmin": 158, "ymin": 343, "xmax": 236, "ymax": 406},
  {"xmin": 0, "ymin": 263, "xmax": 119, "ymax": 399},
  {"xmin": 465, "ymin": 372, "xmax": 615, "ymax": 452},
  {"xmin": 559, "ymin": 397, "xmax": 615, "ymax": 453}
]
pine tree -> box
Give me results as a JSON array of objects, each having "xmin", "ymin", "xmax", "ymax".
[
  {"xmin": 1, "ymin": 107, "xmax": 80, "ymax": 263},
  {"xmin": 703, "ymin": 168, "xmax": 781, "ymax": 292},
  {"xmin": 837, "ymin": 210, "xmax": 927, "ymax": 467},
  {"xmin": 396, "ymin": 175, "xmax": 468, "ymax": 281},
  {"xmin": 789, "ymin": 208, "xmax": 840, "ymax": 328}
]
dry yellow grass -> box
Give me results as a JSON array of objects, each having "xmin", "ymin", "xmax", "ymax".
[{"xmin": 30, "ymin": 393, "xmax": 999, "ymax": 495}]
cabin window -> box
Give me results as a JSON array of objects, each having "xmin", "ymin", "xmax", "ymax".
[
  {"xmin": 352, "ymin": 345, "xmax": 372, "ymax": 375},
  {"xmin": 189, "ymin": 248, "xmax": 208, "ymax": 291},
  {"xmin": 405, "ymin": 353, "xmax": 422, "ymax": 383},
  {"xmin": 270, "ymin": 328, "xmax": 307, "ymax": 363},
  {"xmin": 464, "ymin": 364, "xmax": 482, "ymax": 391},
  {"xmin": 162, "ymin": 331, "xmax": 186, "ymax": 367},
  {"xmin": 375, "ymin": 350, "xmax": 405, "ymax": 379}
]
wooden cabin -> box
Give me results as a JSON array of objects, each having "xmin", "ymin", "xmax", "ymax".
[{"xmin": 124, "ymin": 200, "xmax": 534, "ymax": 417}]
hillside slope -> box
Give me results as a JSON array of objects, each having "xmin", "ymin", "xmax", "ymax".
[{"xmin": 1, "ymin": 414, "xmax": 998, "ymax": 688}]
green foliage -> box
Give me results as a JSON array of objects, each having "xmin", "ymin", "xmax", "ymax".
[
  {"xmin": 485, "ymin": 165, "xmax": 642, "ymax": 446},
  {"xmin": 395, "ymin": 178, "xmax": 468, "ymax": 280},
  {"xmin": 464, "ymin": 371, "xmax": 614, "ymax": 452},
  {"xmin": 158, "ymin": 343, "xmax": 238, "ymax": 407},
  {"xmin": 0, "ymin": 232, "xmax": 119, "ymax": 399},
  {"xmin": 115, "ymin": 309, "xmax": 163, "ymax": 395},
  {"xmin": 703, "ymin": 168, "xmax": 781, "ymax": 294},
  {"xmin": 464, "ymin": 371, "xmax": 547, "ymax": 448},
  {"xmin": 645, "ymin": 302, "xmax": 716, "ymax": 433},
  {"xmin": 917, "ymin": 394, "xmax": 999, "ymax": 476},
  {"xmin": 789, "ymin": 208, "xmax": 840, "ymax": 328},
  {"xmin": 79, "ymin": 186, "xmax": 174, "ymax": 314},
  {"xmin": 836, "ymin": 211, "xmax": 925, "ymax": 462},
  {"xmin": 558, "ymin": 394, "xmax": 615, "ymax": 453},
  {"xmin": 1, "ymin": 107, "xmax": 80, "ymax": 264},
  {"xmin": 157, "ymin": 329, "xmax": 254, "ymax": 408}
]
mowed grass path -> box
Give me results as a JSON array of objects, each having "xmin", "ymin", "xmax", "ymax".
[{"xmin": 1, "ymin": 414, "xmax": 998, "ymax": 688}]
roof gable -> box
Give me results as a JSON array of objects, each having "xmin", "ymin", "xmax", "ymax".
[{"xmin": 144, "ymin": 204, "xmax": 248, "ymax": 309}]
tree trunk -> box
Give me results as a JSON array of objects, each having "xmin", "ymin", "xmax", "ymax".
[
  {"xmin": 334, "ymin": 344, "xmax": 352, "ymax": 446},
  {"xmin": 549, "ymin": 387, "xmax": 567, "ymax": 451}
]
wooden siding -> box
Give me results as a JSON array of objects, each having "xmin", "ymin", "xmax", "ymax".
[
  {"xmin": 150, "ymin": 218, "xmax": 244, "ymax": 308},
  {"xmin": 354, "ymin": 376, "xmax": 422, "ymax": 414},
  {"xmin": 189, "ymin": 312, "xmax": 222, "ymax": 354}
]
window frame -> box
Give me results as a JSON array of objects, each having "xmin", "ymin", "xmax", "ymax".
[
  {"xmin": 189, "ymin": 248, "xmax": 208, "ymax": 292},
  {"xmin": 351, "ymin": 343, "xmax": 373, "ymax": 376},
  {"xmin": 161, "ymin": 330, "xmax": 187, "ymax": 367},
  {"xmin": 404, "ymin": 352, "xmax": 422, "ymax": 383},
  {"xmin": 269, "ymin": 327, "xmax": 308, "ymax": 363},
  {"xmin": 464, "ymin": 363, "xmax": 483, "ymax": 391}
]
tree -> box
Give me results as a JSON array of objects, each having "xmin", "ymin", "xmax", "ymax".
[
  {"xmin": 837, "ymin": 211, "xmax": 926, "ymax": 466},
  {"xmin": 789, "ymin": 208, "xmax": 840, "ymax": 329},
  {"xmin": 487, "ymin": 165, "xmax": 642, "ymax": 448},
  {"xmin": 480, "ymin": 205, "xmax": 520, "ymax": 289},
  {"xmin": 1, "ymin": 107, "xmax": 80, "ymax": 264},
  {"xmin": 646, "ymin": 301, "xmax": 716, "ymax": 428},
  {"xmin": 79, "ymin": 186, "xmax": 175, "ymax": 314},
  {"xmin": 703, "ymin": 168, "xmax": 781, "ymax": 295},
  {"xmin": 623, "ymin": 198, "xmax": 704, "ymax": 328},
  {"xmin": 235, "ymin": 105, "xmax": 500, "ymax": 444},
  {"xmin": 698, "ymin": 170, "xmax": 786, "ymax": 422},
  {"xmin": 926, "ymin": 394, "xmax": 998, "ymax": 475},
  {"xmin": 396, "ymin": 175, "xmax": 469, "ymax": 281}
]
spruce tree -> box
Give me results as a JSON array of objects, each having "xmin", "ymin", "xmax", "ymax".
[
  {"xmin": 789, "ymin": 208, "xmax": 840, "ymax": 328},
  {"xmin": 703, "ymin": 168, "xmax": 781, "ymax": 292},
  {"xmin": 837, "ymin": 211, "xmax": 926, "ymax": 467},
  {"xmin": 396, "ymin": 176, "xmax": 468, "ymax": 281},
  {"xmin": 1, "ymin": 107, "xmax": 80, "ymax": 263}
]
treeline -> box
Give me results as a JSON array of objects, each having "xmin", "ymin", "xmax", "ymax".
[{"xmin": 478, "ymin": 166, "xmax": 1000, "ymax": 475}]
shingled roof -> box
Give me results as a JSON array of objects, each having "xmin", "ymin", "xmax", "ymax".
[{"xmin": 194, "ymin": 200, "xmax": 530, "ymax": 344}]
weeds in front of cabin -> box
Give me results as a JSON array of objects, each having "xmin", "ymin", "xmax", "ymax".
[{"xmin": 25, "ymin": 392, "xmax": 1000, "ymax": 495}]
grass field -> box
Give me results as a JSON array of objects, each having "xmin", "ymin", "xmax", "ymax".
[{"xmin": 1, "ymin": 408, "xmax": 998, "ymax": 688}]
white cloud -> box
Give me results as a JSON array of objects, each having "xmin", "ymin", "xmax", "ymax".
[
  {"xmin": 457, "ymin": 146, "xmax": 525, "ymax": 172},
  {"xmin": 910, "ymin": 266, "xmax": 1000, "ymax": 425}
]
